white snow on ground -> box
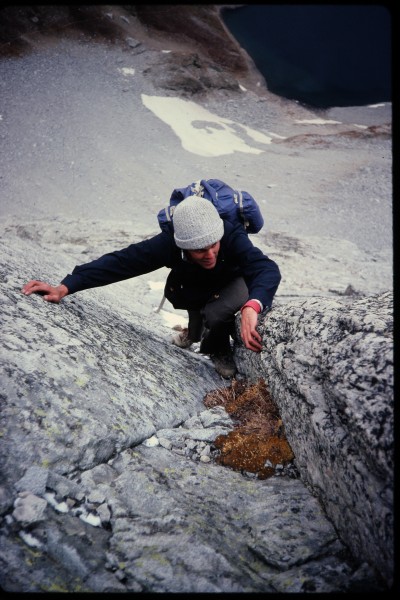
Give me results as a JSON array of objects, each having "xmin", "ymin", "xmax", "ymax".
[
  {"xmin": 294, "ymin": 118, "xmax": 342, "ymax": 125},
  {"xmin": 141, "ymin": 94, "xmax": 274, "ymax": 156}
]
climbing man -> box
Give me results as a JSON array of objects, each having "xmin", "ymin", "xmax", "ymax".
[{"xmin": 21, "ymin": 196, "xmax": 281, "ymax": 378}]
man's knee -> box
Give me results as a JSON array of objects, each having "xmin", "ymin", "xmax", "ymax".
[
  {"xmin": 202, "ymin": 282, "xmax": 247, "ymax": 329},
  {"xmin": 202, "ymin": 301, "xmax": 234, "ymax": 330}
]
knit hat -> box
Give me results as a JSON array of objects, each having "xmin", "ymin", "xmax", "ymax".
[{"xmin": 173, "ymin": 196, "xmax": 224, "ymax": 250}]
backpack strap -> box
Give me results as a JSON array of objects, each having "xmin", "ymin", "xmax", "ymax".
[
  {"xmin": 237, "ymin": 190, "xmax": 250, "ymax": 229},
  {"xmin": 191, "ymin": 180, "xmax": 204, "ymax": 196}
]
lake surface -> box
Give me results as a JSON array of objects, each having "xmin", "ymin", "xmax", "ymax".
[{"xmin": 222, "ymin": 5, "xmax": 391, "ymax": 109}]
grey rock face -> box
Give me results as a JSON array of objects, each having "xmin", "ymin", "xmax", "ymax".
[
  {"xmin": 0, "ymin": 238, "xmax": 222, "ymax": 490},
  {"xmin": 235, "ymin": 291, "xmax": 394, "ymax": 587},
  {"xmin": 0, "ymin": 238, "xmax": 388, "ymax": 593}
]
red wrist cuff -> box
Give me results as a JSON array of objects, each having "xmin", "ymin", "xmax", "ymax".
[{"xmin": 240, "ymin": 300, "xmax": 262, "ymax": 314}]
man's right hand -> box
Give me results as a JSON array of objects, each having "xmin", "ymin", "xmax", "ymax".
[{"xmin": 21, "ymin": 281, "xmax": 69, "ymax": 303}]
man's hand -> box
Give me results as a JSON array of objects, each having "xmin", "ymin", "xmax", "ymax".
[
  {"xmin": 240, "ymin": 306, "xmax": 262, "ymax": 352},
  {"xmin": 21, "ymin": 281, "xmax": 69, "ymax": 303}
]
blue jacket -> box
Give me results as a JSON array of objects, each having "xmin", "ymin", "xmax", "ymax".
[{"xmin": 61, "ymin": 221, "xmax": 281, "ymax": 310}]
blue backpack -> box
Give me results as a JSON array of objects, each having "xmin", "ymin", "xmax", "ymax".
[{"xmin": 157, "ymin": 178, "xmax": 264, "ymax": 235}]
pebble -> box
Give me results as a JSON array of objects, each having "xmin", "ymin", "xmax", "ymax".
[
  {"xmin": 200, "ymin": 455, "xmax": 211, "ymax": 463},
  {"xmin": 44, "ymin": 492, "xmax": 69, "ymax": 513},
  {"xmin": 79, "ymin": 512, "xmax": 102, "ymax": 527},
  {"xmin": 143, "ymin": 435, "xmax": 159, "ymax": 447},
  {"xmin": 158, "ymin": 437, "xmax": 172, "ymax": 450}
]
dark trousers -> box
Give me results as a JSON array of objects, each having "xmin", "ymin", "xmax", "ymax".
[{"xmin": 188, "ymin": 277, "xmax": 248, "ymax": 355}]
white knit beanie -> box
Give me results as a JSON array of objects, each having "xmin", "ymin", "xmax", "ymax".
[{"xmin": 173, "ymin": 196, "xmax": 224, "ymax": 250}]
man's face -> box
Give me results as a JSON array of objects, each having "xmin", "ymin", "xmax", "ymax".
[{"xmin": 186, "ymin": 241, "xmax": 220, "ymax": 269}]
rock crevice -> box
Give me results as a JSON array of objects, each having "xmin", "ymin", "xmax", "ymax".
[{"xmin": 234, "ymin": 290, "xmax": 394, "ymax": 587}]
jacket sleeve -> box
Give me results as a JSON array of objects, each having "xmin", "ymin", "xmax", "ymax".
[
  {"xmin": 61, "ymin": 232, "xmax": 176, "ymax": 294},
  {"xmin": 224, "ymin": 223, "xmax": 281, "ymax": 309}
]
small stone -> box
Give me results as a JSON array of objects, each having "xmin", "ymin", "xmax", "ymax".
[
  {"xmin": 13, "ymin": 493, "xmax": 47, "ymax": 524},
  {"xmin": 87, "ymin": 489, "xmax": 106, "ymax": 504},
  {"xmin": 185, "ymin": 439, "xmax": 197, "ymax": 450},
  {"xmin": 97, "ymin": 503, "xmax": 111, "ymax": 525},
  {"xmin": 200, "ymin": 455, "xmax": 211, "ymax": 463},
  {"xmin": 200, "ymin": 445, "xmax": 211, "ymax": 457},
  {"xmin": 143, "ymin": 435, "xmax": 159, "ymax": 447},
  {"xmin": 79, "ymin": 512, "xmax": 102, "ymax": 527},
  {"xmin": 126, "ymin": 37, "xmax": 141, "ymax": 49},
  {"xmin": 158, "ymin": 437, "xmax": 172, "ymax": 450}
]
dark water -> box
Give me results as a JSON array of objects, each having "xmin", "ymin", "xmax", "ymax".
[{"xmin": 222, "ymin": 5, "xmax": 392, "ymax": 109}]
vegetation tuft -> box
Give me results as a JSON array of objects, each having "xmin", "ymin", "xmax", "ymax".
[{"xmin": 204, "ymin": 378, "xmax": 295, "ymax": 479}]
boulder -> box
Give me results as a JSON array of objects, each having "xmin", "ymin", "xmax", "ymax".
[{"xmin": 234, "ymin": 291, "xmax": 394, "ymax": 586}]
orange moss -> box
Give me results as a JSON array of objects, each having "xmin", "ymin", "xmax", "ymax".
[
  {"xmin": 214, "ymin": 432, "xmax": 294, "ymax": 479},
  {"xmin": 204, "ymin": 378, "xmax": 295, "ymax": 479}
]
